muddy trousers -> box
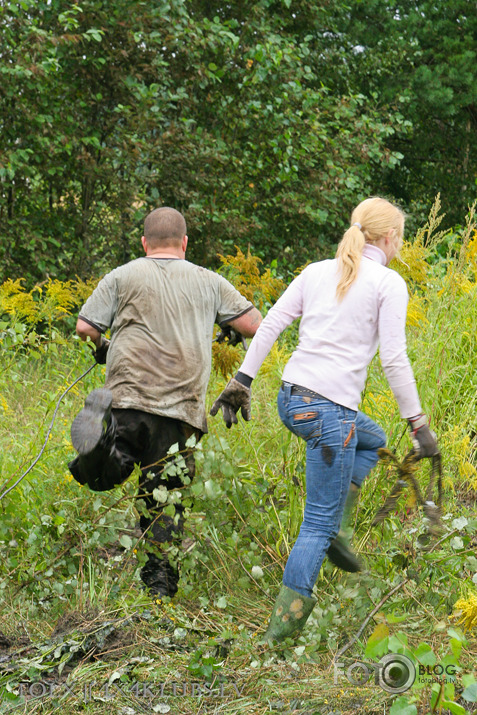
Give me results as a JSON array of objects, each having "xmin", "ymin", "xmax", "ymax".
[{"xmin": 68, "ymin": 408, "xmax": 202, "ymax": 597}]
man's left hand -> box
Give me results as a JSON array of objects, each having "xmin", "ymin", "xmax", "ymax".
[{"xmin": 90, "ymin": 337, "xmax": 110, "ymax": 365}]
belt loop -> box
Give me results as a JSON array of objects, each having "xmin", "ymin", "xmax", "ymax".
[{"xmin": 281, "ymin": 381, "xmax": 292, "ymax": 403}]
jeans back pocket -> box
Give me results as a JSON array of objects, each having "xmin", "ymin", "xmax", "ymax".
[{"xmin": 290, "ymin": 410, "xmax": 323, "ymax": 449}]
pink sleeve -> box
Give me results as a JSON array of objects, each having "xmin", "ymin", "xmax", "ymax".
[
  {"xmin": 378, "ymin": 274, "xmax": 422, "ymax": 418},
  {"xmin": 239, "ymin": 270, "xmax": 305, "ymax": 378}
]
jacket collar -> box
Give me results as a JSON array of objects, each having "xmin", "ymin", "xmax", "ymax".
[{"xmin": 363, "ymin": 243, "xmax": 387, "ymax": 266}]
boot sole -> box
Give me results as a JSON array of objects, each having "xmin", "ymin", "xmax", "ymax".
[
  {"xmin": 327, "ymin": 538, "xmax": 362, "ymax": 573},
  {"xmin": 71, "ymin": 388, "xmax": 113, "ymax": 456}
]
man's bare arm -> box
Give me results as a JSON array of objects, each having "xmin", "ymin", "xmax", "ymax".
[
  {"xmin": 76, "ymin": 318, "xmax": 102, "ymax": 348},
  {"xmin": 226, "ymin": 307, "xmax": 262, "ymax": 338}
]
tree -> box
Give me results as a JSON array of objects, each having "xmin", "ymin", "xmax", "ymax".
[
  {"xmin": 318, "ymin": 0, "xmax": 477, "ymax": 233},
  {"xmin": 0, "ymin": 0, "xmax": 413, "ymax": 283}
]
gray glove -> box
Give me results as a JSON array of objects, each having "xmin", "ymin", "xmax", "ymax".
[
  {"xmin": 210, "ymin": 378, "xmax": 252, "ymax": 428},
  {"xmin": 408, "ymin": 414, "xmax": 439, "ymax": 458}
]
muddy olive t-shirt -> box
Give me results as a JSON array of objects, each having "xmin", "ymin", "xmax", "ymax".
[{"xmin": 79, "ymin": 257, "xmax": 253, "ymax": 432}]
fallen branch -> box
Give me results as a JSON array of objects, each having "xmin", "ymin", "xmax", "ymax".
[{"xmin": 333, "ymin": 578, "xmax": 408, "ymax": 660}]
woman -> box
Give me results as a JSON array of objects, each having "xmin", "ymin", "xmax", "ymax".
[{"xmin": 210, "ymin": 197, "xmax": 439, "ymax": 643}]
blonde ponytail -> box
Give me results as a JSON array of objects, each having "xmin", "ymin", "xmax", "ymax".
[
  {"xmin": 336, "ymin": 226, "xmax": 366, "ymax": 300},
  {"xmin": 335, "ymin": 197, "xmax": 405, "ymax": 300}
]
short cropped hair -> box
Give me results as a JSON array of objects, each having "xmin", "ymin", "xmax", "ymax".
[{"xmin": 143, "ymin": 207, "xmax": 187, "ymax": 248}]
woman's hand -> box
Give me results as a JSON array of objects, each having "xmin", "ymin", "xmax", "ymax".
[
  {"xmin": 408, "ymin": 414, "xmax": 439, "ymax": 458},
  {"xmin": 210, "ymin": 378, "xmax": 252, "ymax": 428}
]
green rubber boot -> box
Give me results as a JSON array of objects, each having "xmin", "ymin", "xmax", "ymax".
[
  {"xmin": 260, "ymin": 585, "xmax": 316, "ymax": 644},
  {"xmin": 327, "ymin": 483, "xmax": 362, "ymax": 573}
]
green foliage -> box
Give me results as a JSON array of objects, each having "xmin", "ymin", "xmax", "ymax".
[
  {"xmin": 1, "ymin": 0, "xmax": 417, "ymax": 285},
  {"xmin": 0, "ymin": 208, "xmax": 476, "ymax": 713},
  {"xmin": 187, "ymin": 640, "xmax": 224, "ymax": 681},
  {"xmin": 323, "ymin": 0, "xmax": 477, "ymax": 236}
]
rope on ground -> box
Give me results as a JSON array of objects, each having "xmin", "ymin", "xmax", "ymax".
[{"xmin": 0, "ymin": 363, "xmax": 97, "ymax": 502}]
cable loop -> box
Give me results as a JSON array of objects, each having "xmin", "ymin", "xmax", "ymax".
[{"xmin": 0, "ymin": 363, "xmax": 96, "ymax": 501}]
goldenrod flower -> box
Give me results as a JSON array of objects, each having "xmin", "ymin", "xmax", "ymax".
[{"xmin": 452, "ymin": 592, "xmax": 477, "ymax": 631}]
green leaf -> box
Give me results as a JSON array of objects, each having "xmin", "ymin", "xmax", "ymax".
[
  {"xmin": 451, "ymin": 516, "xmax": 468, "ymax": 530},
  {"xmin": 388, "ymin": 632, "xmax": 409, "ymax": 654},
  {"xmin": 413, "ymin": 643, "xmax": 436, "ymax": 666},
  {"xmin": 462, "ymin": 683, "xmax": 477, "ymax": 703},
  {"xmin": 153, "ymin": 486, "xmax": 168, "ymax": 503},
  {"xmin": 386, "ymin": 613, "xmax": 408, "ymax": 624},
  {"xmin": 215, "ymin": 596, "xmax": 227, "ymax": 609},
  {"xmin": 466, "ymin": 556, "xmax": 477, "ymax": 571},
  {"xmin": 440, "ymin": 701, "xmax": 466, "ymax": 715},
  {"xmin": 449, "ymin": 637, "xmax": 462, "ymax": 660},
  {"xmin": 119, "ymin": 535, "xmax": 133, "ymax": 550},
  {"xmin": 389, "ymin": 697, "xmax": 417, "ymax": 715},
  {"xmin": 447, "ymin": 627, "xmax": 467, "ymax": 644},
  {"xmin": 364, "ymin": 623, "xmax": 389, "ymax": 658},
  {"xmin": 0, "ymin": 687, "xmax": 22, "ymax": 704},
  {"xmin": 220, "ymin": 462, "xmax": 234, "ymax": 478},
  {"xmin": 185, "ymin": 434, "xmax": 197, "ymax": 448},
  {"xmin": 204, "ymin": 479, "xmax": 221, "ymax": 499}
]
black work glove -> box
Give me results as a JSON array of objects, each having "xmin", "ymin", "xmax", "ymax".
[
  {"xmin": 408, "ymin": 414, "xmax": 439, "ymax": 458},
  {"xmin": 210, "ymin": 377, "xmax": 252, "ymax": 428},
  {"xmin": 214, "ymin": 325, "xmax": 248, "ymax": 350},
  {"xmin": 89, "ymin": 337, "xmax": 110, "ymax": 365}
]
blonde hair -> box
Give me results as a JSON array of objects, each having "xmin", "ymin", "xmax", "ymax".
[{"xmin": 335, "ymin": 197, "xmax": 405, "ymax": 300}]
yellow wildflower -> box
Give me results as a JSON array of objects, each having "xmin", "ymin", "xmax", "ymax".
[{"xmin": 452, "ymin": 592, "xmax": 477, "ymax": 631}]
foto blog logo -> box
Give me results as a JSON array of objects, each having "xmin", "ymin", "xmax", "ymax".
[{"xmin": 334, "ymin": 653, "xmax": 416, "ymax": 694}]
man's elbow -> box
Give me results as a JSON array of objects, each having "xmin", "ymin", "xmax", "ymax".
[
  {"xmin": 76, "ymin": 319, "xmax": 88, "ymax": 340},
  {"xmin": 76, "ymin": 318, "xmax": 101, "ymax": 343},
  {"xmin": 228, "ymin": 307, "xmax": 262, "ymax": 338},
  {"xmin": 244, "ymin": 310, "xmax": 262, "ymax": 337}
]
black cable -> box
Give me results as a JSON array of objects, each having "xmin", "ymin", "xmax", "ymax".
[{"xmin": 0, "ymin": 363, "xmax": 97, "ymax": 501}]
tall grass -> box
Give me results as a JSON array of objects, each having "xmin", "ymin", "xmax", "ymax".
[{"xmin": 0, "ymin": 200, "xmax": 476, "ymax": 714}]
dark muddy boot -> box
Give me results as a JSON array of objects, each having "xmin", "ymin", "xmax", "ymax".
[
  {"xmin": 140, "ymin": 512, "xmax": 183, "ymax": 598},
  {"xmin": 141, "ymin": 554, "xmax": 179, "ymax": 598},
  {"xmin": 259, "ymin": 585, "xmax": 316, "ymax": 645},
  {"xmin": 327, "ymin": 483, "xmax": 362, "ymax": 572},
  {"xmin": 69, "ymin": 388, "xmax": 122, "ymax": 491},
  {"xmin": 327, "ymin": 535, "xmax": 361, "ymax": 572},
  {"xmin": 71, "ymin": 388, "xmax": 113, "ymax": 455}
]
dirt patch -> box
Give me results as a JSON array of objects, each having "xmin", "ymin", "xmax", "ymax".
[
  {"xmin": 0, "ymin": 630, "xmax": 12, "ymax": 649},
  {"xmin": 51, "ymin": 608, "xmax": 100, "ymax": 637}
]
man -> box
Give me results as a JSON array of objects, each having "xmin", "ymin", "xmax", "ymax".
[{"xmin": 69, "ymin": 207, "xmax": 262, "ymax": 597}]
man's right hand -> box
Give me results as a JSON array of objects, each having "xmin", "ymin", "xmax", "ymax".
[
  {"xmin": 210, "ymin": 378, "xmax": 251, "ymax": 428},
  {"xmin": 214, "ymin": 325, "xmax": 248, "ymax": 349}
]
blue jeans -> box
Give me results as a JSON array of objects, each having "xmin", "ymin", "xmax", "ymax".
[
  {"xmin": 277, "ymin": 383, "xmax": 386, "ymax": 597},
  {"xmin": 351, "ymin": 410, "xmax": 387, "ymax": 488}
]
